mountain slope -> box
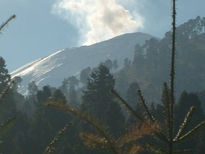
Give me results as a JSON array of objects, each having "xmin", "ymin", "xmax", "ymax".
[
  {"xmin": 11, "ymin": 32, "xmax": 153, "ymax": 94},
  {"xmin": 115, "ymin": 16, "xmax": 205, "ymax": 102}
]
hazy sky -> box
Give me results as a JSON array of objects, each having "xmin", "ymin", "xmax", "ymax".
[{"xmin": 1, "ymin": 0, "xmax": 205, "ymax": 72}]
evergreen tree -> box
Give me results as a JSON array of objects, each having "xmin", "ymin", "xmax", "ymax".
[
  {"xmin": 37, "ymin": 86, "xmax": 52, "ymax": 106},
  {"xmin": 126, "ymin": 82, "xmax": 140, "ymax": 109},
  {"xmin": 81, "ymin": 64, "xmax": 125, "ymax": 136},
  {"xmin": 28, "ymin": 86, "xmax": 70, "ymax": 154},
  {"xmin": 59, "ymin": 78, "xmax": 69, "ymax": 97},
  {"xmin": 80, "ymin": 67, "xmax": 91, "ymax": 85},
  {"xmin": 53, "ymin": 89, "xmax": 66, "ymax": 104},
  {"xmin": 126, "ymin": 82, "xmax": 141, "ymax": 124},
  {"xmin": 103, "ymin": 59, "xmax": 113, "ymax": 70},
  {"xmin": 12, "ymin": 76, "xmax": 22, "ymax": 91},
  {"xmin": 175, "ymin": 92, "xmax": 204, "ymax": 153},
  {"xmin": 197, "ymin": 90, "xmax": 205, "ymax": 112},
  {"xmin": 67, "ymin": 76, "xmax": 79, "ymax": 105},
  {"xmin": 23, "ymin": 81, "xmax": 39, "ymax": 117},
  {"xmin": 115, "ymin": 69, "xmax": 129, "ymax": 98},
  {"xmin": 133, "ymin": 44, "xmax": 145, "ymax": 70},
  {"xmin": 0, "ymin": 57, "xmax": 16, "ymax": 122},
  {"xmin": 28, "ymin": 81, "xmax": 38, "ymax": 96},
  {"xmin": 113, "ymin": 59, "xmax": 118, "ymax": 70},
  {"xmin": 0, "ymin": 57, "xmax": 10, "ymax": 93},
  {"xmin": 175, "ymin": 92, "xmax": 204, "ymax": 128}
]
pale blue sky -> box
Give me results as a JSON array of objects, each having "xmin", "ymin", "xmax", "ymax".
[{"xmin": 0, "ymin": 0, "xmax": 205, "ymax": 72}]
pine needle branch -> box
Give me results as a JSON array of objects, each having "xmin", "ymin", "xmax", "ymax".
[
  {"xmin": 110, "ymin": 89, "xmax": 144, "ymax": 122},
  {"xmin": 44, "ymin": 122, "xmax": 73, "ymax": 154},
  {"xmin": 111, "ymin": 89, "xmax": 168, "ymax": 143},
  {"xmin": 117, "ymin": 122, "xmax": 160, "ymax": 148},
  {"xmin": 0, "ymin": 15, "xmax": 16, "ymax": 32},
  {"xmin": 0, "ymin": 81, "xmax": 15, "ymax": 103},
  {"xmin": 137, "ymin": 89, "xmax": 169, "ymax": 143},
  {"xmin": 0, "ymin": 116, "xmax": 16, "ymax": 140},
  {"xmin": 137, "ymin": 89, "xmax": 155, "ymax": 122},
  {"xmin": 173, "ymin": 106, "xmax": 195, "ymax": 142},
  {"xmin": 145, "ymin": 143, "xmax": 165, "ymax": 154},
  {"xmin": 45, "ymin": 101, "xmax": 119, "ymax": 154},
  {"xmin": 126, "ymin": 144, "xmax": 143, "ymax": 154},
  {"xmin": 154, "ymin": 131, "xmax": 169, "ymax": 144},
  {"xmin": 80, "ymin": 132, "xmax": 109, "ymax": 150},
  {"xmin": 0, "ymin": 117, "xmax": 16, "ymax": 132},
  {"xmin": 173, "ymin": 149, "xmax": 194, "ymax": 154},
  {"xmin": 175, "ymin": 121, "xmax": 205, "ymax": 142}
]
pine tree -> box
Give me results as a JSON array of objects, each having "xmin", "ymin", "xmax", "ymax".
[
  {"xmin": 0, "ymin": 57, "xmax": 10, "ymax": 93},
  {"xmin": 0, "ymin": 58, "xmax": 16, "ymax": 121},
  {"xmin": 80, "ymin": 67, "xmax": 91, "ymax": 85},
  {"xmin": 126, "ymin": 82, "xmax": 140, "ymax": 109},
  {"xmin": 30, "ymin": 86, "xmax": 70, "ymax": 154},
  {"xmin": 28, "ymin": 81, "xmax": 38, "ymax": 96},
  {"xmin": 0, "ymin": 15, "xmax": 16, "ymax": 149},
  {"xmin": 60, "ymin": 76, "xmax": 79, "ymax": 104},
  {"xmin": 53, "ymin": 89, "xmax": 66, "ymax": 104},
  {"xmin": 126, "ymin": 82, "xmax": 141, "ymax": 125},
  {"xmin": 174, "ymin": 92, "xmax": 204, "ymax": 152},
  {"xmin": 81, "ymin": 64, "xmax": 125, "ymax": 136},
  {"xmin": 67, "ymin": 76, "xmax": 79, "ymax": 105}
]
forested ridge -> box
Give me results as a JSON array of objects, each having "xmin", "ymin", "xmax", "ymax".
[{"xmin": 0, "ymin": 3, "xmax": 205, "ymax": 154}]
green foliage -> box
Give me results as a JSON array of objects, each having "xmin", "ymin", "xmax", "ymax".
[
  {"xmin": 28, "ymin": 81, "xmax": 38, "ymax": 96},
  {"xmin": 126, "ymin": 82, "xmax": 140, "ymax": 109},
  {"xmin": 173, "ymin": 92, "xmax": 205, "ymax": 153},
  {"xmin": 44, "ymin": 122, "xmax": 73, "ymax": 154},
  {"xmin": 0, "ymin": 57, "xmax": 10, "ymax": 93},
  {"xmin": 111, "ymin": 1, "xmax": 205, "ymax": 153},
  {"xmin": 53, "ymin": 89, "xmax": 66, "ymax": 104},
  {"xmin": 0, "ymin": 15, "xmax": 17, "ymax": 152},
  {"xmin": 59, "ymin": 76, "xmax": 79, "ymax": 105},
  {"xmin": 80, "ymin": 67, "xmax": 91, "ymax": 85},
  {"xmin": 0, "ymin": 117, "xmax": 15, "ymax": 140},
  {"xmin": 1, "ymin": 4, "xmax": 205, "ymax": 154},
  {"xmin": 126, "ymin": 82, "xmax": 142, "ymax": 125},
  {"xmin": 115, "ymin": 17, "xmax": 205, "ymax": 103},
  {"xmin": 81, "ymin": 64, "xmax": 125, "ymax": 136}
]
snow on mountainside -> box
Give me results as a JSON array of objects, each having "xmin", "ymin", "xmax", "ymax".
[{"xmin": 11, "ymin": 32, "xmax": 153, "ymax": 94}]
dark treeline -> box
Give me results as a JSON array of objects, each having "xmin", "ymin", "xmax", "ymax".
[
  {"xmin": 115, "ymin": 16, "xmax": 205, "ymax": 104},
  {"xmin": 0, "ymin": 54, "xmax": 204, "ymax": 153},
  {"xmin": 1, "ymin": 6, "xmax": 205, "ymax": 153}
]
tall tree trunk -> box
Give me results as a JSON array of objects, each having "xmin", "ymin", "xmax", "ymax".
[{"xmin": 169, "ymin": 0, "xmax": 176, "ymax": 153}]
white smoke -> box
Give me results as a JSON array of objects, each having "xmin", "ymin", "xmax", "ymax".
[{"xmin": 53, "ymin": 0, "xmax": 144, "ymax": 45}]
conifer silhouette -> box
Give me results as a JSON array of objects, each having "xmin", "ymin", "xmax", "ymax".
[{"xmin": 0, "ymin": 15, "xmax": 16, "ymax": 145}]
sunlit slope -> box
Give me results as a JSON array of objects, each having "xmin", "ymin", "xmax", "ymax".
[{"xmin": 11, "ymin": 32, "xmax": 153, "ymax": 94}]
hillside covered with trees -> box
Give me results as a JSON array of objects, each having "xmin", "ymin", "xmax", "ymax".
[{"xmin": 0, "ymin": 1, "xmax": 205, "ymax": 153}]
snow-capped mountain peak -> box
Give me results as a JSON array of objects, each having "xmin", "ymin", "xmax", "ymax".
[{"xmin": 11, "ymin": 32, "xmax": 153, "ymax": 94}]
